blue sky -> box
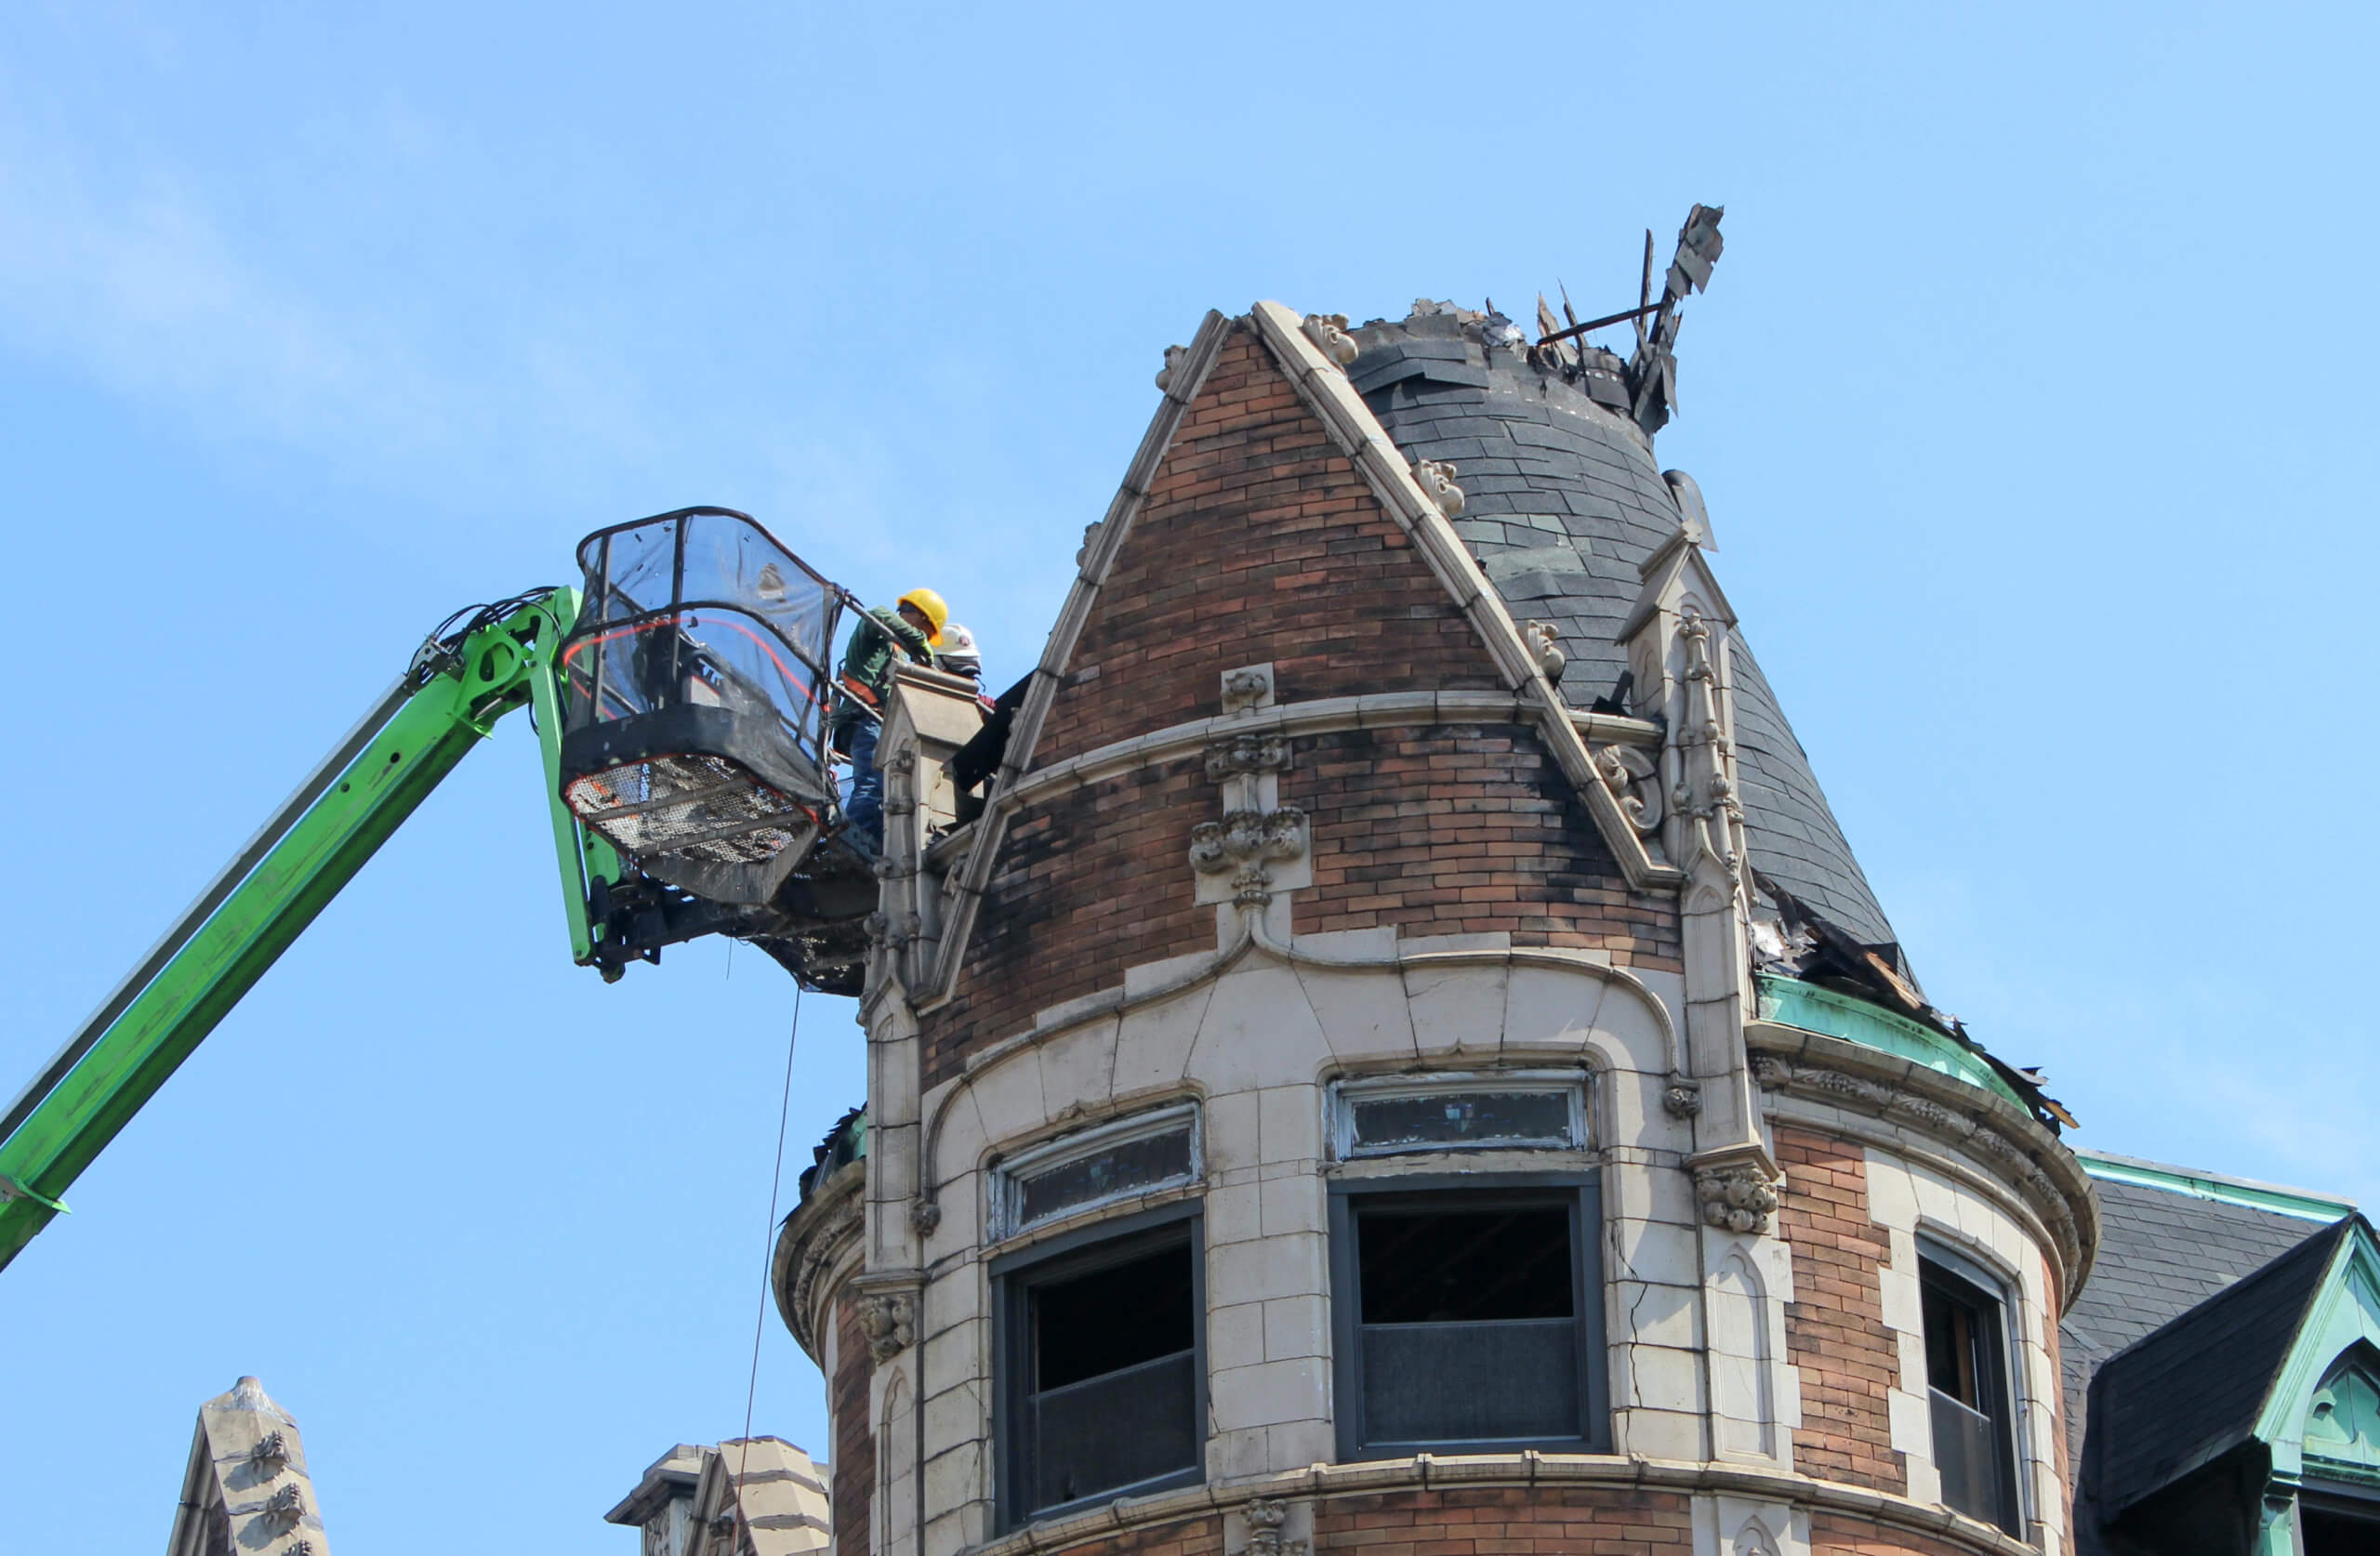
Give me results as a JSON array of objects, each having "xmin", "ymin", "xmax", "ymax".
[{"xmin": 3, "ymin": 3, "xmax": 2373, "ymax": 1551}]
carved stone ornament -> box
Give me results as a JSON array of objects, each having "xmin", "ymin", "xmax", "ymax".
[
  {"xmin": 1594, "ymin": 744, "xmax": 1662, "ymax": 836},
  {"xmin": 247, "ymin": 1431, "xmax": 289, "ymax": 1476},
  {"xmin": 1748, "ymin": 1053, "xmax": 1794, "ymax": 1090},
  {"xmin": 263, "ymin": 1483, "xmax": 307, "ymax": 1530},
  {"xmin": 1221, "ymin": 664, "xmax": 1275, "ymax": 713},
  {"xmin": 855, "ymin": 1291, "xmax": 917, "ymax": 1363},
  {"xmin": 1239, "ymin": 1497, "xmax": 1311, "ymax": 1556},
  {"xmin": 865, "ymin": 911, "xmax": 922, "ymax": 950},
  {"xmin": 909, "ymin": 1197, "xmax": 942, "ymax": 1234},
  {"xmin": 1525, "ymin": 619, "xmax": 1567, "ymax": 684},
  {"xmin": 1411, "ymin": 458, "xmax": 1466, "ymax": 517},
  {"xmin": 1077, "ymin": 520, "xmax": 1104, "ymax": 568},
  {"xmin": 1205, "ymin": 732, "xmax": 1291, "ymax": 782},
  {"xmin": 1696, "ymin": 1162, "xmax": 1780, "ymax": 1234},
  {"xmin": 1300, "ymin": 312, "xmax": 1360, "ymax": 368},
  {"xmin": 1156, "ymin": 343, "xmax": 1190, "ymax": 393},
  {"xmin": 1189, "ymin": 806, "xmax": 1309, "ymax": 904},
  {"xmin": 1662, "ymin": 1081, "xmax": 1703, "ymax": 1118}
]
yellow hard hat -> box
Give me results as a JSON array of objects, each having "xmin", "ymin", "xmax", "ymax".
[{"xmin": 897, "ymin": 587, "xmax": 950, "ymax": 644}]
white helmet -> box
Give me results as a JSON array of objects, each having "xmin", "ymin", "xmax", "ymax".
[{"xmin": 937, "ymin": 621, "xmax": 982, "ymax": 677}]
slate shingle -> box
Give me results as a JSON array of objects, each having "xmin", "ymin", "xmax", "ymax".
[{"xmin": 1349, "ymin": 318, "xmax": 1902, "ymax": 951}]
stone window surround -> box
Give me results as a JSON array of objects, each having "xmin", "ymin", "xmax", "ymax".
[
  {"xmin": 1324, "ymin": 1169, "xmax": 1610, "ymax": 1462},
  {"xmin": 1914, "ymin": 1233, "xmax": 2028, "ymax": 1536},
  {"xmin": 987, "ymin": 1101, "xmax": 1202, "ymax": 1244},
  {"xmin": 987, "ymin": 1201, "xmax": 1209, "ymax": 1534},
  {"xmin": 1326, "ymin": 1069, "xmax": 1591, "ymax": 1161}
]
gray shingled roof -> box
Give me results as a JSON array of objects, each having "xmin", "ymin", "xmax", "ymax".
[
  {"xmin": 1350, "ymin": 311, "xmax": 1900, "ymax": 950},
  {"xmin": 2087, "ymin": 1218, "xmax": 2350, "ymax": 1524},
  {"xmin": 2060, "ymin": 1179, "xmax": 2347, "ymax": 1554}
]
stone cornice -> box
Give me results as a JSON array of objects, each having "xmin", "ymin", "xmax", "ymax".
[
  {"xmin": 771, "ymin": 1159, "xmax": 864, "ymax": 1361},
  {"xmin": 964, "ymin": 1453, "xmax": 2039, "ymax": 1556},
  {"xmin": 1748, "ymin": 1022, "xmax": 2100, "ymax": 1307}
]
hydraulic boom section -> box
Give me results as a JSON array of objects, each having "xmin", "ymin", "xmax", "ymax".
[{"xmin": 0, "ymin": 591, "xmax": 611, "ymax": 1270}]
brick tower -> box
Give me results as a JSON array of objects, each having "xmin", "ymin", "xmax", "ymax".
[{"xmin": 774, "ymin": 295, "xmax": 2097, "ymax": 1556}]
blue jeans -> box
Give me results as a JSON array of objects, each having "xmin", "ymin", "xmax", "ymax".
[{"xmin": 844, "ymin": 718, "xmax": 883, "ymax": 850}]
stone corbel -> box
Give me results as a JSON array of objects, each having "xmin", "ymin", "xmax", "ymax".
[
  {"xmin": 1189, "ymin": 808, "xmax": 1310, "ymax": 905},
  {"xmin": 1594, "ymin": 743, "xmax": 1663, "ymax": 839},
  {"xmin": 1233, "ymin": 1497, "xmax": 1312, "ymax": 1556},
  {"xmin": 1692, "ymin": 1146, "xmax": 1782, "ymax": 1235},
  {"xmin": 853, "ymin": 1290, "xmax": 916, "ymax": 1363}
]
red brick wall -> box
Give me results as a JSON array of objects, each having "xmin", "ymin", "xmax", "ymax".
[
  {"xmin": 1310, "ymin": 1485, "xmax": 1692, "ymax": 1552},
  {"xmin": 1776, "ymin": 1126, "xmax": 1907, "ymax": 1494},
  {"xmin": 923, "ymin": 756, "xmax": 1210, "ymax": 1087},
  {"xmin": 1031, "ymin": 323, "xmax": 1505, "ymax": 772},
  {"xmin": 1299, "ymin": 725, "xmax": 1678, "ymax": 966},
  {"xmin": 831, "ymin": 1294, "xmax": 876, "ymax": 1556}
]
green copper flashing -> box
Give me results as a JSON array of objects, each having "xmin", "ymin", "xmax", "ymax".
[
  {"xmin": 2077, "ymin": 1149, "xmax": 2357, "ymax": 1224},
  {"xmin": 1755, "ymin": 974, "xmax": 2023, "ymax": 1107}
]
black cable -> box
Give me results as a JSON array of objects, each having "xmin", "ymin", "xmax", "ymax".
[{"xmin": 738, "ymin": 981, "xmax": 805, "ymax": 1499}]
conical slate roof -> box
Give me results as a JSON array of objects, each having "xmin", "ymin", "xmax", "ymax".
[{"xmin": 1349, "ymin": 306, "xmax": 1899, "ymax": 950}]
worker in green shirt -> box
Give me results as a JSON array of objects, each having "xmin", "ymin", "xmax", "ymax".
[{"xmin": 834, "ymin": 587, "xmax": 946, "ymax": 849}]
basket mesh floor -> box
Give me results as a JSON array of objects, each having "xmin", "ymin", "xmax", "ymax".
[{"xmin": 564, "ymin": 754, "xmax": 807, "ymax": 866}]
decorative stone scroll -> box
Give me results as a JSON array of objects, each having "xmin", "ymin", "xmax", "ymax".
[
  {"xmin": 1594, "ymin": 744, "xmax": 1662, "ymax": 836},
  {"xmin": 1189, "ymin": 808, "xmax": 1310, "ymax": 905},
  {"xmin": 1300, "ymin": 312, "xmax": 1360, "ymax": 367}
]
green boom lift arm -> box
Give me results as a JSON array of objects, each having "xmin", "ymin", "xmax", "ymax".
[{"xmin": 0, "ymin": 588, "xmax": 619, "ymax": 1271}]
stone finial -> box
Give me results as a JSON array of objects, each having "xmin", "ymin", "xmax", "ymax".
[
  {"xmin": 1411, "ymin": 458, "xmax": 1465, "ymax": 516},
  {"xmin": 1300, "ymin": 312, "xmax": 1359, "ymax": 367},
  {"xmin": 1156, "ymin": 344, "xmax": 1190, "ymax": 393}
]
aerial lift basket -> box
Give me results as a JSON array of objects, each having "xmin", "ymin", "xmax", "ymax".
[{"xmin": 557, "ymin": 508, "xmax": 846, "ymax": 905}]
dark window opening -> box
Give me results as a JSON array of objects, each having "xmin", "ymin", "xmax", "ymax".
[
  {"xmin": 1332, "ymin": 1185, "xmax": 1604, "ymax": 1458},
  {"xmin": 2303, "ymin": 1488, "xmax": 2380, "ymax": 1556},
  {"xmin": 998, "ymin": 1219, "xmax": 1202, "ymax": 1528},
  {"xmin": 1920, "ymin": 1250, "xmax": 2020, "ymax": 1535}
]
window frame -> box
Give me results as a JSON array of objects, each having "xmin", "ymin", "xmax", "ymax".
[
  {"xmin": 1327, "ymin": 1071, "xmax": 1590, "ymax": 1160},
  {"xmin": 1916, "ymin": 1237, "xmax": 2025, "ymax": 1536},
  {"xmin": 989, "ymin": 1102, "xmax": 1201, "ymax": 1243},
  {"xmin": 1327, "ymin": 1172, "xmax": 1607, "ymax": 1461},
  {"xmin": 991, "ymin": 1202, "xmax": 1207, "ymax": 1532}
]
